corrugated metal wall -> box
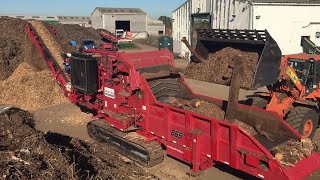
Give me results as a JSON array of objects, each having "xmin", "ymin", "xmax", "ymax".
[
  {"xmin": 173, "ymin": 0, "xmax": 213, "ymax": 56},
  {"xmin": 253, "ymin": 4, "xmax": 320, "ymax": 54},
  {"xmin": 211, "ymin": 0, "xmax": 250, "ymax": 29},
  {"xmin": 173, "ymin": 1, "xmax": 320, "ymax": 56},
  {"xmin": 172, "ymin": 0, "xmax": 251, "ymax": 56}
]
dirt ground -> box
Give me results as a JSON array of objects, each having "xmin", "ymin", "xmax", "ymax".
[
  {"xmin": 134, "ymin": 36, "xmax": 159, "ymax": 48},
  {"xmin": 0, "ymin": 108, "xmax": 156, "ymax": 180}
]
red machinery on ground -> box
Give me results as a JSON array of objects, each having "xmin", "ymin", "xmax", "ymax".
[
  {"xmin": 99, "ymin": 30, "xmax": 132, "ymax": 51},
  {"xmin": 24, "ymin": 23, "xmax": 320, "ymax": 179}
]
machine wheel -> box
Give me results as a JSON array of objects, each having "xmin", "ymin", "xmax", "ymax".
[
  {"xmin": 246, "ymin": 97, "xmax": 268, "ymax": 109},
  {"xmin": 286, "ymin": 107, "xmax": 319, "ymax": 139}
]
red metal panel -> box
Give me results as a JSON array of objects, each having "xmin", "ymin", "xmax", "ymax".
[{"xmin": 245, "ymin": 154, "xmax": 260, "ymax": 168}]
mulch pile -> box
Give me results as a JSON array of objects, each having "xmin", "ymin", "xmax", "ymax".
[
  {"xmin": 0, "ymin": 18, "xmax": 46, "ymax": 80},
  {"xmin": 184, "ymin": 47, "xmax": 259, "ymax": 90},
  {"xmin": 271, "ymin": 138, "xmax": 319, "ymax": 168},
  {"xmin": 30, "ymin": 20, "xmax": 65, "ymax": 68},
  {"xmin": 0, "ymin": 62, "xmax": 66, "ymax": 111},
  {"xmin": 167, "ymin": 98, "xmax": 257, "ymax": 135},
  {"xmin": 0, "ymin": 108, "xmax": 156, "ymax": 180},
  {"xmin": 51, "ymin": 24, "xmax": 106, "ymax": 52},
  {"xmin": 168, "ymin": 98, "xmax": 225, "ymax": 119}
]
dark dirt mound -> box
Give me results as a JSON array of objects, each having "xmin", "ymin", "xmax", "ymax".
[
  {"xmin": 0, "ymin": 108, "xmax": 156, "ymax": 179},
  {"xmin": 184, "ymin": 47, "xmax": 259, "ymax": 90},
  {"xmin": 0, "ymin": 18, "xmax": 46, "ymax": 80},
  {"xmin": 52, "ymin": 24, "xmax": 103, "ymax": 49}
]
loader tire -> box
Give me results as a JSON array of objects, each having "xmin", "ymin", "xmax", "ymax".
[
  {"xmin": 285, "ymin": 107, "xmax": 318, "ymax": 139},
  {"xmin": 247, "ymin": 97, "xmax": 268, "ymax": 109}
]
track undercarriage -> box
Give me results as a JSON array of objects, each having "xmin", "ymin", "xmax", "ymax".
[{"xmin": 87, "ymin": 119, "xmax": 164, "ymax": 167}]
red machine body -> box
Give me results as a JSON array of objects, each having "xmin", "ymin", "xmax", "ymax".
[{"xmin": 25, "ymin": 23, "xmax": 320, "ymax": 180}]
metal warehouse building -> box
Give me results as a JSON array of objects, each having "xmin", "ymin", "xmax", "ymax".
[
  {"xmin": 147, "ymin": 17, "xmax": 165, "ymax": 36},
  {"xmin": 173, "ymin": 0, "xmax": 320, "ymax": 56},
  {"xmin": 0, "ymin": 15, "xmax": 59, "ymax": 24},
  {"xmin": 58, "ymin": 16, "xmax": 91, "ymax": 27},
  {"xmin": 91, "ymin": 7, "xmax": 148, "ymax": 38}
]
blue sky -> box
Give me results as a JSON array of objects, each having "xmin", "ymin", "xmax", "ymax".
[{"xmin": 0, "ymin": 0, "xmax": 186, "ymax": 18}]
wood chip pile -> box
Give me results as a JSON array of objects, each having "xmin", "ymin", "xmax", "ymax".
[
  {"xmin": 0, "ymin": 62, "xmax": 66, "ymax": 111},
  {"xmin": 0, "ymin": 18, "xmax": 46, "ymax": 80},
  {"xmin": 271, "ymin": 138, "xmax": 319, "ymax": 167},
  {"xmin": 184, "ymin": 47, "xmax": 259, "ymax": 90},
  {"xmin": 167, "ymin": 98, "xmax": 257, "ymax": 135},
  {"xmin": 30, "ymin": 20, "xmax": 65, "ymax": 68}
]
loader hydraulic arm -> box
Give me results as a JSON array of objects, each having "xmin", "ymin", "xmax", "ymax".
[{"xmin": 283, "ymin": 66, "xmax": 305, "ymax": 93}]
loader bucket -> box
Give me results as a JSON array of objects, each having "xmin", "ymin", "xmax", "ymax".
[{"xmin": 195, "ymin": 29, "xmax": 282, "ymax": 90}]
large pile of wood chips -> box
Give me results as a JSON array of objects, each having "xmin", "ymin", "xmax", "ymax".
[{"xmin": 0, "ymin": 62, "xmax": 66, "ymax": 111}]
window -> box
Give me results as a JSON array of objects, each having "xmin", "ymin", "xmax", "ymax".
[
  {"xmin": 71, "ymin": 17, "xmax": 74, "ymax": 19},
  {"xmin": 47, "ymin": 16, "xmax": 54, "ymax": 19},
  {"xmin": 17, "ymin": 16, "xmax": 24, "ymax": 18},
  {"xmin": 32, "ymin": 16, "xmax": 40, "ymax": 18},
  {"xmin": 159, "ymin": 31, "xmax": 164, "ymax": 35}
]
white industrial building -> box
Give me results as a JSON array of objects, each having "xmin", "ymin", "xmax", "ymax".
[
  {"xmin": 0, "ymin": 15, "xmax": 59, "ymax": 23},
  {"xmin": 172, "ymin": 0, "xmax": 320, "ymax": 56},
  {"xmin": 91, "ymin": 7, "xmax": 165, "ymax": 38},
  {"xmin": 58, "ymin": 16, "xmax": 91, "ymax": 27},
  {"xmin": 91, "ymin": 7, "xmax": 148, "ymax": 38},
  {"xmin": 147, "ymin": 17, "xmax": 165, "ymax": 36}
]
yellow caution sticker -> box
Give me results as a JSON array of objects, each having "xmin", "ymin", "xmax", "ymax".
[{"xmin": 286, "ymin": 67, "xmax": 299, "ymax": 84}]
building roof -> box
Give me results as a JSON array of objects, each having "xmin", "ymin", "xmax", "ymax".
[
  {"xmin": 58, "ymin": 16, "xmax": 91, "ymax": 21},
  {"xmin": 251, "ymin": 0, "xmax": 320, "ymax": 3},
  {"xmin": 94, "ymin": 7, "xmax": 147, "ymax": 15},
  {"xmin": 0, "ymin": 15, "xmax": 59, "ymax": 21},
  {"xmin": 147, "ymin": 17, "xmax": 164, "ymax": 26}
]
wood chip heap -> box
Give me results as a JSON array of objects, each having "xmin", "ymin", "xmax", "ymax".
[
  {"xmin": 184, "ymin": 47, "xmax": 259, "ymax": 90},
  {"xmin": 30, "ymin": 20, "xmax": 65, "ymax": 68},
  {"xmin": 167, "ymin": 98, "xmax": 257, "ymax": 135},
  {"xmin": 0, "ymin": 18, "xmax": 45, "ymax": 80},
  {"xmin": 0, "ymin": 62, "xmax": 66, "ymax": 111},
  {"xmin": 271, "ymin": 138, "xmax": 319, "ymax": 167}
]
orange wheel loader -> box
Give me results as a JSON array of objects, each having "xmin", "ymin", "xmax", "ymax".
[{"xmin": 247, "ymin": 49, "xmax": 320, "ymax": 138}]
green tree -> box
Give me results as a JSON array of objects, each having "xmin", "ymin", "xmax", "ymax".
[{"xmin": 158, "ymin": 16, "xmax": 172, "ymax": 28}]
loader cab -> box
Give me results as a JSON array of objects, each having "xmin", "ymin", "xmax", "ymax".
[{"xmin": 286, "ymin": 54, "xmax": 320, "ymax": 93}]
